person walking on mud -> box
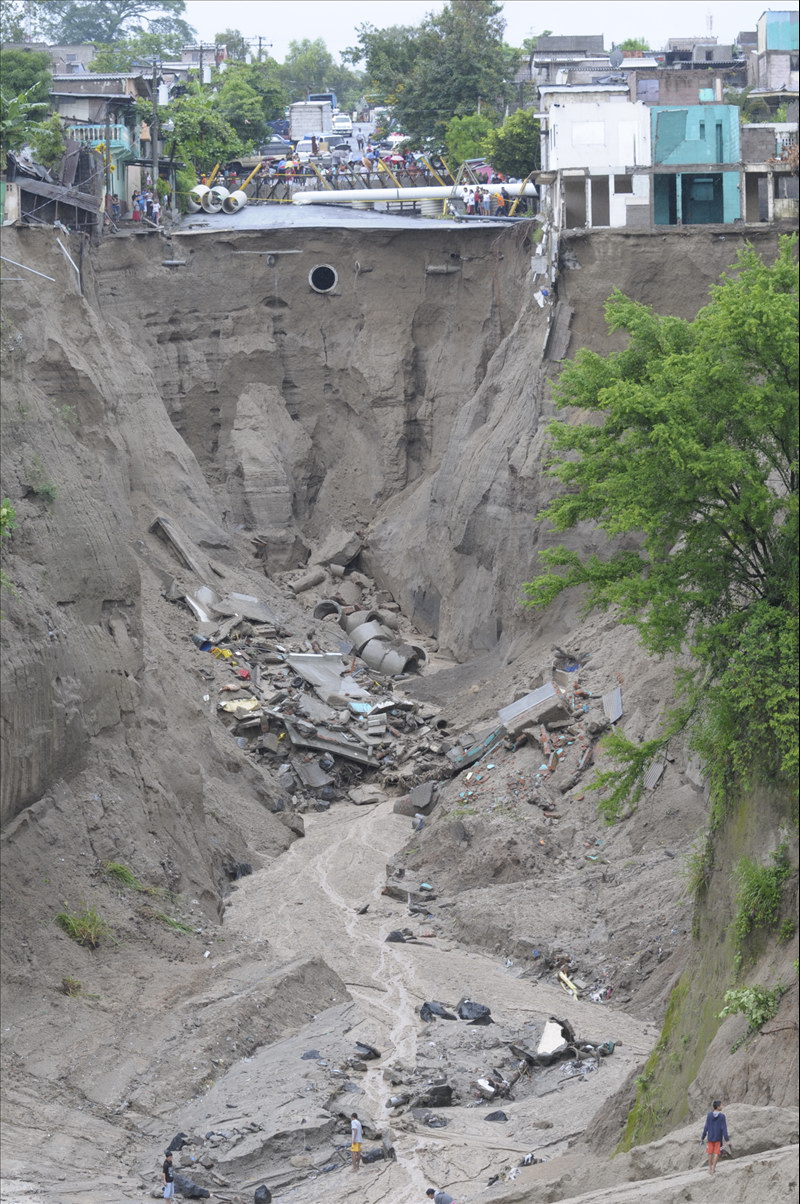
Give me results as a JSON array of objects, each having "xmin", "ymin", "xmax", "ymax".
[
  {"xmin": 161, "ymin": 1151, "xmax": 175, "ymax": 1198},
  {"xmin": 350, "ymin": 1112, "xmax": 363, "ymax": 1170},
  {"xmin": 701, "ymin": 1100, "xmax": 730, "ymax": 1173}
]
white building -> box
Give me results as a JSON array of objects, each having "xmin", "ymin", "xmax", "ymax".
[{"xmin": 539, "ymin": 87, "xmax": 652, "ymax": 228}]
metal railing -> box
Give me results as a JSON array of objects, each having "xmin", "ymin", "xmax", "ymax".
[{"xmin": 66, "ymin": 124, "xmax": 134, "ymax": 149}]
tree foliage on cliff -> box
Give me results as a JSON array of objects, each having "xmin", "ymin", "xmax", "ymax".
[
  {"xmin": 524, "ymin": 237, "xmax": 799, "ymax": 814},
  {"xmin": 345, "ymin": 1, "xmax": 517, "ymax": 144}
]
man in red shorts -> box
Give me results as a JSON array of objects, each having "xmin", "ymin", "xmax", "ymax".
[{"xmin": 701, "ymin": 1100, "xmax": 730, "ymax": 1173}]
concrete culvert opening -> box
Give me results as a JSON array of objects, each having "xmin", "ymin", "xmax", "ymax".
[{"xmin": 309, "ymin": 264, "xmax": 337, "ymax": 293}]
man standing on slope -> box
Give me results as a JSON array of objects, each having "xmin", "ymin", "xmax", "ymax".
[{"xmin": 701, "ymin": 1100, "xmax": 730, "ymax": 1173}]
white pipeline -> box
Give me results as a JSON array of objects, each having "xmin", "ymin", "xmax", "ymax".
[{"xmin": 292, "ymin": 182, "xmax": 538, "ymax": 205}]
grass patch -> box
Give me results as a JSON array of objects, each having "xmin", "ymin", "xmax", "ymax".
[
  {"xmin": 154, "ymin": 913, "xmax": 193, "ymax": 934},
  {"xmin": 61, "ymin": 976, "xmax": 83, "ymax": 996},
  {"xmin": 733, "ymin": 845, "xmax": 791, "ymax": 949},
  {"xmin": 102, "ymin": 860, "xmax": 143, "ymax": 890},
  {"xmin": 55, "ymin": 906, "xmax": 110, "ymax": 949}
]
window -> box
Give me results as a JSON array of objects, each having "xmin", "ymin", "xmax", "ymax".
[
  {"xmin": 699, "ymin": 122, "xmax": 706, "ymax": 139},
  {"xmin": 614, "ymin": 175, "xmax": 634, "ymax": 193},
  {"xmin": 66, "ymin": 53, "xmax": 77, "ymax": 61}
]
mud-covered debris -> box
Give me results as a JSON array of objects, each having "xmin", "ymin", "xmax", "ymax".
[
  {"xmin": 412, "ymin": 1083, "xmax": 453, "ymax": 1108},
  {"xmin": 165, "ymin": 1132, "xmax": 190, "ymax": 1154},
  {"xmin": 420, "ymin": 1001, "xmax": 457, "ymax": 1021},
  {"xmin": 361, "ymin": 1147, "xmax": 386, "ymax": 1163},
  {"xmin": 173, "ymin": 1173, "xmax": 210, "ymax": 1198},
  {"xmin": 253, "ymin": 1187, "xmax": 272, "ymax": 1204},
  {"xmin": 485, "ymin": 1110, "xmax": 508, "ymax": 1122},
  {"xmin": 301, "ymin": 1049, "xmax": 322, "ymax": 1060},
  {"xmin": 385, "ymin": 928, "xmax": 413, "ymax": 943},
  {"xmin": 355, "ymin": 1041, "xmax": 381, "ymax": 1060},
  {"xmin": 457, "ymin": 999, "xmax": 493, "ymax": 1025}
]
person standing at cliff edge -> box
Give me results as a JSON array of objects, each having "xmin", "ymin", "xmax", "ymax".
[
  {"xmin": 350, "ymin": 1112, "xmax": 363, "ymax": 1171},
  {"xmin": 701, "ymin": 1100, "xmax": 730, "ymax": 1173}
]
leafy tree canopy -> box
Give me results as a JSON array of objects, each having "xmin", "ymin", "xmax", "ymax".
[
  {"xmin": 28, "ymin": 111, "xmax": 66, "ymax": 167},
  {"xmin": 0, "ymin": 84, "xmax": 48, "ymax": 153},
  {"xmin": 89, "ymin": 26, "xmax": 188, "ymax": 70},
  {"xmin": 275, "ymin": 37, "xmax": 363, "ymax": 113},
  {"xmin": 444, "ymin": 112, "xmax": 495, "ymax": 164},
  {"xmin": 347, "ymin": 1, "xmax": 518, "ymax": 144},
  {"xmin": 38, "ymin": 0, "xmax": 193, "ymax": 47},
  {"xmin": 485, "ymin": 107, "xmax": 539, "ymax": 177},
  {"xmin": 524, "ymin": 238, "xmax": 799, "ymax": 816},
  {"xmin": 154, "ymin": 83, "xmax": 243, "ymax": 171},
  {"xmin": 215, "ymin": 28, "xmax": 248, "ymax": 62},
  {"xmin": 0, "ymin": 48, "xmax": 52, "ymax": 104},
  {"xmin": 618, "ymin": 37, "xmax": 649, "ymax": 52}
]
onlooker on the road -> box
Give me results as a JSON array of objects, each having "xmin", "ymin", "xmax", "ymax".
[
  {"xmin": 356, "ymin": 133, "xmax": 365, "ymax": 151},
  {"xmin": 151, "ymin": 195, "xmax": 161, "ymax": 225}
]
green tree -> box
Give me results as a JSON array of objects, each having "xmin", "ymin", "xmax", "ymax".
[
  {"xmin": 347, "ymin": 1, "xmax": 517, "ymax": 145},
  {"xmin": 29, "ymin": 112, "xmax": 66, "ymax": 168},
  {"xmin": 523, "ymin": 238, "xmax": 799, "ymax": 815},
  {"xmin": 156, "ymin": 85, "xmax": 242, "ymax": 170},
  {"xmin": 223, "ymin": 61, "xmax": 286, "ymax": 121},
  {"xmin": 444, "ymin": 112, "xmax": 495, "ymax": 163},
  {"xmin": 89, "ymin": 24, "xmax": 190, "ymax": 68},
  {"xmin": 485, "ymin": 107, "xmax": 539, "ymax": 177},
  {"xmin": 39, "ymin": 0, "xmax": 193, "ymax": 46},
  {"xmin": 618, "ymin": 38, "xmax": 649, "ymax": 53},
  {"xmin": 215, "ymin": 28, "xmax": 248, "ymax": 62},
  {"xmin": 214, "ymin": 74, "xmax": 267, "ymax": 144},
  {"xmin": 0, "ymin": 49, "xmax": 51, "ymax": 105},
  {"xmin": 278, "ymin": 37, "xmax": 337, "ymax": 99},
  {"xmin": 0, "ymin": 84, "xmax": 48, "ymax": 153}
]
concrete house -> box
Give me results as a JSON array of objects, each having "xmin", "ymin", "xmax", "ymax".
[
  {"xmin": 748, "ymin": 10, "xmax": 799, "ymax": 90},
  {"xmin": 50, "ymin": 73, "xmax": 154, "ymax": 211},
  {"xmin": 539, "ymin": 87, "xmax": 652, "ymax": 228},
  {"xmin": 651, "ymin": 104, "xmax": 741, "ymax": 224}
]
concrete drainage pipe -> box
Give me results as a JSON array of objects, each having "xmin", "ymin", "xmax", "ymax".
[
  {"xmin": 201, "ymin": 185, "xmax": 229, "ymax": 213},
  {"xmin": 188, "ymin": 184, "xmax": 209, "ymax": 211},
  {"xmin": 348, "ymin": 620, "xmax": 387, "ymax": 653},
  {"xmin": 341, "ymin": 610, "xmax": 382, "ymax": 634},
  {"xmin": 313, "ymin": 600, "xmax": 343, "ymax": 622},
  {"xmin": 222, "ymin": 189, "xmax": 248, "ymax": 214}
]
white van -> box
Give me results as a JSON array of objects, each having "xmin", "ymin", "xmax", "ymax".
[{"xmin": 331, "ymin": 113, "xmax": 353, "ymax": 136}]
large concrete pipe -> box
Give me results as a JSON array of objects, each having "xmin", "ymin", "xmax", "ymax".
[
  {"xmin": 293, "ymin": 182, "xmax": 538, "ymax": 206},
  {"xmin": 222, "ymin": 189, "xmax": 247, "ymax": 213},
  {"xmin": 342, "ymin": 610, "xmax": 382, "ymax": 634},
  {"xmin": 313, "ymin": 600, "xmax": 343, "ymax": 622},
  {"xmin": 201, "ymin": 185, "xmax": 229, "ymax": 213},
  {"xmin": 188, "ymin": 183, "xmax": 209, "ymax": 209}
]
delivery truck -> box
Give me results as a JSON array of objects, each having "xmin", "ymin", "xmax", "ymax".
[{"xmin": 289, "ymin": 101, "xmax": 333, "ymax": 142}]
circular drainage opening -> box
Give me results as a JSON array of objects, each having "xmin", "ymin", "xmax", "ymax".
[{"xmin": 309, "ymin": 264, "xmax": 337, "ymax": 293}]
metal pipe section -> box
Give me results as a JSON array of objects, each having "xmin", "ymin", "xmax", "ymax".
[{"xmin": 293, "ymin": 182, "xmax": 538, "ymax": 205}]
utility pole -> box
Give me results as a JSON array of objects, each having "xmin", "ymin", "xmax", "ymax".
[{"xmin": 151, "ymin": 60, "xmax": 159, "ymax": 192}]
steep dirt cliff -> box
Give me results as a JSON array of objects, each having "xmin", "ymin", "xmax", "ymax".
[{"xmin": 0, "ymin": 219, "xmax": 795, "ymax": 1203}]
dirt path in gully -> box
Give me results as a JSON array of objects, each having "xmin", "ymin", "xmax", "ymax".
[{"xmin": 226, "ymin": 800, "xmax": 654, "ymax": 1203}]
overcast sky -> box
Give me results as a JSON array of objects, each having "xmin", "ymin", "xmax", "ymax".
[{"xmin": 181, "ymin": 1, "xmax": 794, "ymax": 61}]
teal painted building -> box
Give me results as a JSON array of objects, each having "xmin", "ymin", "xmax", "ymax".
[
  {"xmin": 651, "ymin": 105, "xmax": 741, "ymax": 225},
  {"xmin": 757, "ymin": 9, "xmax": 799, "ymax": 52}
]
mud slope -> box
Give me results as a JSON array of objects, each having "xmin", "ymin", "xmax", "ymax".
[{"xmin": 0, "ymin": 220, "xmax": 794, "ymax": 1203}]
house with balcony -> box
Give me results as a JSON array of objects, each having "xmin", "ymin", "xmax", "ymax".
[
  {"xmin": 651, "ymin": 104, "xmax": 741, "ymax": 224},
  {"xmin": 49, "ymin": 72, "xmax": 154, "ymax": 211},
  {"xmin": 538, "ymin": 86, "xmax": 652, "ymax": 228}
]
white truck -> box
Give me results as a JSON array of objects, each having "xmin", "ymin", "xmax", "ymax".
[
  {"xmin": 331, "ymin": 112, "xmax": 353, "ymax": 137},
  {"xmin": 289, "ymin": 101, "xmax": 333, "ymax": 143}
]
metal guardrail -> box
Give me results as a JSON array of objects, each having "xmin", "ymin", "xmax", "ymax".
[{"xmin": 66, "ymin": 124, "xmax": 134, "ymax": 149}]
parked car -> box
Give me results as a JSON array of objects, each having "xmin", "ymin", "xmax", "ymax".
[
  {"xmin": 226, "ymin": 138, "xmax": 293, "ymax": 173},
  {"xmin": 331, "ymin": 113, "xmax": 353, "ymax": 136}
]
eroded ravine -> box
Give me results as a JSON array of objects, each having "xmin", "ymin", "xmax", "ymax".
[{"xmin": 223, "ymin": 799, "xmax": 654, "ymax": 1202}]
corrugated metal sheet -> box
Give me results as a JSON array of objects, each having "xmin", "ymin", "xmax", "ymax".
[
  {"xmin": 498, "ymin": 683, "xmax": 557, "ymax": 728},
  {"xmin": 602, "ymin": 686, "xmax": 623, "ymax": 723},
  {"xmin": 644, "ymin": 760, "xmax": 667, "ymax": 790}
]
